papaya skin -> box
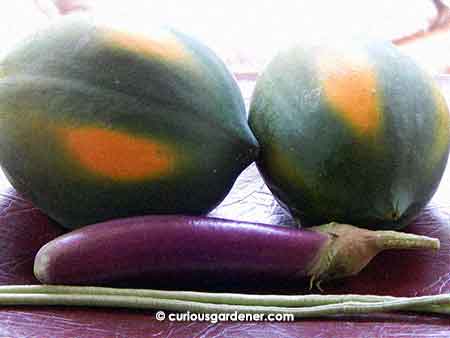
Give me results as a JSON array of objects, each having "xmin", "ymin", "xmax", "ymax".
[
  {"xmin": 0, "ymin": 16, "xmax": 259, "ymax": 228},
  {"xmin": 249, "ymin": 39, "xmax": 450, "ymax": 230}
]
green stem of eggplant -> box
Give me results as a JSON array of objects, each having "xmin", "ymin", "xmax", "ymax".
[
  {"xmin": 307, "ymin": 223, "xmax": 439, "ymax": 288},
  {"xmin": 0, "ymin": 285, "xmax": 448, "ymax": 317}
]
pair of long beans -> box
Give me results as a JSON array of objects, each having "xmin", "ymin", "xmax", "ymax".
[{"xmin": 0, "ymin": 285, "xmax": 448, "ymax": 318}]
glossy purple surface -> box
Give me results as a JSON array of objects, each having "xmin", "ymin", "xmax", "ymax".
[{"xmin": 35, "ymin": 215, "xmax": 326, "ymax": 286}]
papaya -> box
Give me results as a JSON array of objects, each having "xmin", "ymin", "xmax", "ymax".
[
  {"xmin": 0, "ymin": 16, "xmax": 258, "ymax": 228},
  {"xmin": 249, "ymin": 39, "xmax": 450, "ymax": 230}
]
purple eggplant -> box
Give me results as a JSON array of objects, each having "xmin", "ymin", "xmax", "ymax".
[{"xmin": 34, "ymin": 216, "xmax": 439, "ymax": 288}]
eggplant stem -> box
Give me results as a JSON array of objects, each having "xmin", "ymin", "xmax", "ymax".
[
  {"xmin": 374, "ymin": 230, "xmax": 440, "ymax": 250},
  {"xmin": 0, "ymin": 286, "xmax": 448, "ymax": 317},
  {"xmin": 307, "ymin": 223, "xmax": 439, "ymax": 288}
]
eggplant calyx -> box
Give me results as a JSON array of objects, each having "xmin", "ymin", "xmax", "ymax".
[{"xmin": 307, "ymin": 222, "xmax": 440, "ymax": 291}]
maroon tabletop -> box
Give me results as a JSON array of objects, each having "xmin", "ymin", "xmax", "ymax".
[{"xmin": 0, "ymin": 78, "xmax": 449, "ymax": 337}]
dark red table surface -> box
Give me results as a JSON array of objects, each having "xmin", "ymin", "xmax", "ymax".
[{"xmin": 0, "ymin": 78, "xmax": 450, "ymax": 337}]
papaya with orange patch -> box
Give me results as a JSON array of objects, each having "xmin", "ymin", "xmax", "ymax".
[
  {"xmin": 249, "ymin": 39, "xmax": 450, "ymax": 230},
  {"xmin": 0, "ymin": 16, "xmax": 258, "ymax": 228}
]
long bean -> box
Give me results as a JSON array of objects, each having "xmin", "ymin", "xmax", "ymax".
[{"xmin": 0, "ymin": 285, "xmax": 448, "ymax": 317}]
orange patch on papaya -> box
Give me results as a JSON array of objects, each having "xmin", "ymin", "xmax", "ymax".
[
  {"xmin": 317, "ymin": 47, "xmax": 381, "ymax": 135},
  {"xmin": 101, "ymin": 28, "xmax": 188, "ymax": 62},
  {"xmin": 59, "ymin": 126, "xmax": 176, "ymax": 181}
]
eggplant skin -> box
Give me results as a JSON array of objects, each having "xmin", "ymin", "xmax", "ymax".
[
  {"xmin": 34, "ymin": 215, "xmax": 327, "ymax": 286},
  {"xmin": 249, "ymin": 39, "xmax": 450, "ymax": 230}
]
